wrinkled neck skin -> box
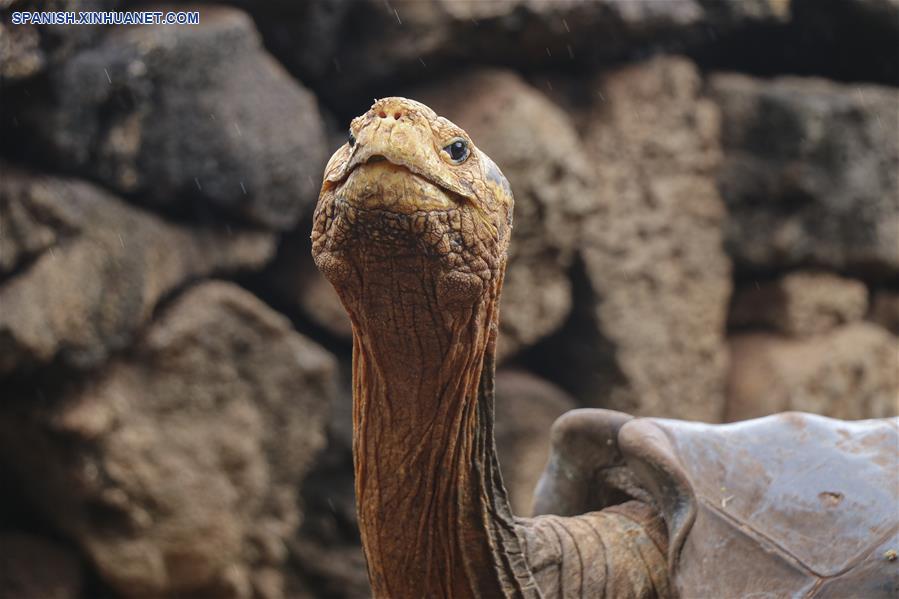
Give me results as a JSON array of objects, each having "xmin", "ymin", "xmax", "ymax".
[
  {"xmin": 339, "ymin": 248, "xmax": 668, "ymax": 599},
  {"xmin": 345, "ymin": 246, "xmax": 536, "ymax": 598}
]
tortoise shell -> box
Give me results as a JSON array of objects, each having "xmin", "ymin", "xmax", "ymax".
[{"xmin": 533, "ymin": 410, "xmax": 899, "ymax": 598}]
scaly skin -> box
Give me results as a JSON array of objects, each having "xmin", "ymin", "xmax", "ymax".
[{"xmin": 312, "ymin": 97, "xmax": 670, "ymax": 599}]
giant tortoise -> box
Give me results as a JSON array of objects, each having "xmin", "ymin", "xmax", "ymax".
[{"xmin": 311, "ymin": 96, "xmax": 898, "ymax": 598}]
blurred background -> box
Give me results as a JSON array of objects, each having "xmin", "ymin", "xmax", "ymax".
[{"xmin": 0, "ymin": 0, "xmax": 897, "ymax": 597}]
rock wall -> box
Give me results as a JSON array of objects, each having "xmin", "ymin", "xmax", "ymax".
[
  {"xmin": 529, "ymin": 56, "xmax": 732, "ymax": 421},
  {"xmin": 1, "ymin": 1, "xmax": 896, "ymax": 597}
]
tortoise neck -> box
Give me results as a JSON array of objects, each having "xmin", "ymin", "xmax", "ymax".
[{"xmin": 348, "ymin": 267, "xmax": 536, "ymax": 598}]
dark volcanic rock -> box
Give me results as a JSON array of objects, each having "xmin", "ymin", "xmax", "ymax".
[
  {"xmin": 0, "ymin": 167, "xmax": 275, "ymax": 374},
  {"xmin": 710, "ymin": 73, "xmax": 899, "ymax": 276},
  {"xmin": 0, "ymin": 282, "xmax": 336, "ymax": 598},
  {"xmin": 691, "ymin": 0, "xmax": 899, "ymax": 87},
  {"xmin": 537, "ymin": 56, "xmax": 731, "ymax": 422},
  {"xmin": 280, "ymin": 0, "xmax": 788, "ymax": 111},
  {"xmin": 235, "ymin": 0, "xmax": 354, "ymax": 83},
  {"xmin": 0, "ymin": 532, "xmax": 83, "ymax": 599},
  {"xmin": 790, "ymin": 0, "xmax": 899, "ymax": 84},
  {"xmin": 414, "ymin": 69, "xmax": 595, "ymax": 360},
  {"xmin": 18, "ymin": 5, "xmax": 327, "ymax": 230}
]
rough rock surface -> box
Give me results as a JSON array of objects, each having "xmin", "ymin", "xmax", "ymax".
[
  {"xmin": 726, "ymin": 323, "xmax": 899, "ymax": 421},
  {"xmin": 19, "ymin": 5, "xmax": 326, "ymax": 230},
  {"xmin": 0, "ymin": 532, "xmax": 83, "ymax": 599},
  {"xmin": 869, "ymin": 290, "xmax": 899, "ymax": 335},
  {"xmin": 710, "ymin": 73, "xmax": 899, "ymax": 275},
  {"xmin": 0, "ymin": 168, "xmax": 275, "ymax": 374},
  {"xmin": 0, "ymin": 282, "xmax": 336, "ymax": 598},
  {"xmin": 414, "ymin": 69, "xmax": 595, "ymax": 359},
  {"xmin": 296, "ymin": 0, "xmax": 788, "ymax": 108},
  {"xmin": 0, "ymin": 0, "xmax": 117, "ymax": 82},
  {"xmin": 494, "ymin": 370, "xmax": 576, "ymax": 515},
  {"xmin": 537, "ymin": 56, "xmax": 731, "ymax": 422},
  {"xmin": 730, "ymin": 271, "xmax": 869, "ymax": 337},
  {"xmin": 0, "ymin": 8, "xmax": 43, "ymax": 81}
]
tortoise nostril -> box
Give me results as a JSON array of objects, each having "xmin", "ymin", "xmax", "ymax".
[
  {"xmin": 378, "ymin": 111, "xmax": 387, "ymax": 118},
  {"xmin": 393, "ymin": 112, "xmax": 401, "ymax": 120}
]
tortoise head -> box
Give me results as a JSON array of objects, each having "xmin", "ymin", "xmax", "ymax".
[
  {"xmin": 311, "ymin": 97, "xmax": 514, "ymax": 314},
  {"xmin": 311, "ymin": 98, "xmax": 519, "ymax": 596}
]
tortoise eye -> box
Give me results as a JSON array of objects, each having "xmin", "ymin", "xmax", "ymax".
[
  {"xmin": 348, "ymin": 129, "xmax": 356, "ymax": 147},
  {"xmin": 443, "ymin": 139, "xmax": 469, "ymax": 163}
]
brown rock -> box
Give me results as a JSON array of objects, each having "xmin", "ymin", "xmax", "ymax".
[
  {"xmin": 869, "ymin": 290, "xmax": 899, "ymax": 335},
  {"xmin": 414, "ymin": 69, "xmax": 595, "ymax": 360},
  {"xmin": 0, "ymin": 282, "xmax": 336, "ymax": 598},
  {"xmin": 538, "ymin": 56, "xmax": 731, "ymax": 422},
  {"xmin": 726, "ymin": 323, "xmax": 899, "ymax": 421},
  {"xmin": 0, "ymin": 168, "xmax": 275, "ymax": 373},
  {"xmin": 0, "ymin": 533, "xmax": 83, "ymax": 599},
  {"xmin": 494, "ymin": 370, "xmax": 577, "ymax": 515},
  {"xmin": 710, "ymin": 73, "xmax": 899, "ymax": 275},
  {"xmin": 17, "ymin": 6, "xmax": 326, "ymax": 230},
  {"xmin": 730, "ymin": 271, "xmax": 869, "ymax": 337}
]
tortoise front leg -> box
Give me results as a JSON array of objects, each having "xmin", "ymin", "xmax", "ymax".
[
  {"xmin": 518, "ymin": 501, "xmax": 671, "ymax": 598},
  {"xmin": 522, "ymin": 408, "xmax": 673, "ymax": 598}
]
